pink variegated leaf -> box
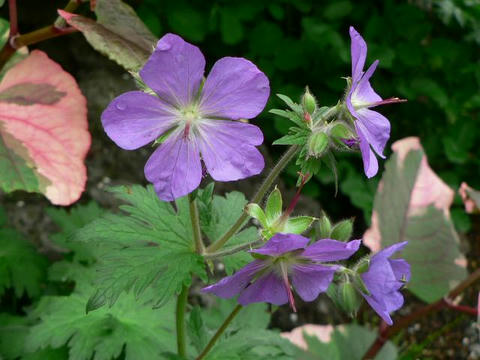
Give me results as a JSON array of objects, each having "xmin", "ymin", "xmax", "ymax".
[
  {"xmin": 363, "ymin": 137, "xmax": 467, "ymax": 303},
  {"xmin": 0, "ymin": 50, "xmax": 90, "ymax": 205}
]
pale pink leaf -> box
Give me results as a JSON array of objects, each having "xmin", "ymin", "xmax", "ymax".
[
  {"xmin": 459, "ymin": 182, "xmax": 480, "ymax": 214},
  {"xmin": 0, "ymin": 50, "xmax": 90, "ymax": 205},
  {"xmin": 281, "ymin": 324, "xmax": 334, "ymax": 350}
]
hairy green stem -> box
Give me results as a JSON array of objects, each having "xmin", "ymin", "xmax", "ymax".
[
  {"xmin": 188, "ymin": 193, "xmax": 205, "ymax": 254},
  {"xmin": 204, "ymin": 239, "xmax": 263, "ymax": 259},
  {"xmin": 196, "ymin": 305, "xmax": 243, "ymax": 360},
  {"xmin": 206, "ymin": 146, "xmax": 299, "ymax": 253},
  {"xmin": 176, "ymin": 285, "xmax": 189, "ymax": 357},
  {"xmin": 362, "ymin": 267, "xmax": 480, "ymax": 359}
]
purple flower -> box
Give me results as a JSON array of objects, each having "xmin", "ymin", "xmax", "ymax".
[
  {"xmin": 203, "ymin": 233, "xmax": 361, "ymax": 311},
  {"xmin": 361, "ymin": 241, "xmax": 410, "ymax": 325},
  {"xmin": 346, "ymin": 26, "xmax": 405, "ymax": 178},
  {"xmin": 102, "ymin": 34, "xmax": 269, "ymax": 201}
]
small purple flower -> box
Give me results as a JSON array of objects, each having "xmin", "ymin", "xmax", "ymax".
[
  {"xmin": 346, "ymin": 26, "xmax": 405, "ymax": 178},
  {"xmin": 102, "ymin": 34, "xmax": 269, "ymax": 201},
  {"xmin": 203, "ymin": 233, "xmax": 361, "ymax": 311},
  {"xmin": 361, "ymin": 241, "xmax": 410, "ymax": 325}
]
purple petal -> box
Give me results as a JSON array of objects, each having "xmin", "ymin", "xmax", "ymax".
[
  {"xmin": 197, "ymin": 120, "xmax": 264, "ymax": 181},
  {"xmin": 101, "ymin": 91, "xmax": 178, "ymax": 150},
  {"xmin": 144, "ymin": 130, "xmax": 202, "ymax": 201},
  {"xmin": 372, "ymin": 241, "xmax": 408, "ymax": 262},
  {"xmin": 355, "ymin": 108, "xmax": 390, "ymax": 158},
  {"xmin": 199, "ymin": 57, "xmax": 270, "ymax": 120},
  {"xmin": 202, "ymin": 260, "xmax": 265, "ymax": 298},
  {"xmin": 291, "ymin": 264, "xmax": 338, "ymax": 302},
  {"xmin": 251, "ymin": 233, "xmax": 310, "ymax": 257},
  {"xmin": 362, "ymin": 294, "xmax": 393, "ymax": 325},
  {"xmin": 349, "ymin": 26, "xmax": 367, "ymax": 83},
  {"xmin": 389, "ymin": 259, "xmax": 411, "ymax": 283},
  {"xmin": 238, "ymin": 271, "xmax": 288, "ymax": 306},
  {"xmin": 350, "ymin": 60, "xmax": 381, "ymax": 106},
  {"xmin": 301, "ymin": 239, "xmax": 361, "ymax": 262},
  {"xmin": 140, "ymin": 33, "xmax": 205, "ymax": 108},
  {"xmin": 356, "ymin": 122, "xmax": 379, "ymax": 178}
]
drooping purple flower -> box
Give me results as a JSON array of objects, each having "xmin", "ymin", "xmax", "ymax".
[
  {"xmin": 203, "ymin": 233, "xmax": 361, "ymax": 311},
  {"xmin": 361, "ymin": 241, "xmax": 410, "ymax": 325},
  {"xmin": 346, "ymin": 26, "xmax": 405, "ymax": 178},
  {"xmin": 102, "ymin": 34, "xmax": 269, "ymax": 201}
]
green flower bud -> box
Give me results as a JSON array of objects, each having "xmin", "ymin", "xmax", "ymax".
[
  {"xmin": 339, "ymin": 281, "xmax": 361, "ymax": 317},
  {"xmin": 330, "ymin": 218, "xmax": 354, "ymax": 242},
  {"xmin": 302, "ymin": 87, "xmax": 316, "ymax": 115},
  {"xmin": 318, "ymin": 213, "xmax": 332, "ymax": 238},
  {"xmin": 307, "ymin": 132, "xmax": 329, "ymax": 158}
]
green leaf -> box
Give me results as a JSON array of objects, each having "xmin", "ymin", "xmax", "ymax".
[
  {"xmin": 74, "ymin": 185, "xmax": 206, "ymax": 310},
  {"xmin": 273, "ymin": 130, "xmax": 309, "ymax": 146},
  {"xmin": 269, "ymin": 108, "xmax": 306, "ymax": 128},
  {"xmin": 372, "ymin": 149, "xmax": 468, "ymax": 303},
  {"xmin": 0, "ymin": 228, "xmax": 47, "ymax": 298},
  {"xmin": 166, "ymin": 2, "xmax": 207, "ymax": 42},
  {"xmin": 0, "ymin": 130, "xmax": 41, "ymax": 194},
  {"xmin": 0, "ymin": 314, "xmax": 30, "ymax": 359},
  {"xmin": 47, "ymin": 202, "xmax": 104, "ymax": 263},
  {"xmin": 26, "ymin": 286, "xmax": 177, "ymax": 360},
  {"xmin": 60, "ymin": 4, "xmax": 157, "ymax": 71},
  {"xmin": 187, "ymin": 306, "xmax": 208, "ymax": 353},
  {"xmin": 299, "ymin": 324, "xmax": 397, "ymax": 360},
  {"xmin": 275, "ymin": 94, "xmax": 303, "ymax": 113}
]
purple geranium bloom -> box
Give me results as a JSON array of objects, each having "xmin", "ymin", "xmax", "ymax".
[
  {"xmin": 102, "ymin": 34, "xmax": 269, "ymax": 201},
  {"xmin": 361, "ymin": 241, "xmax": 410, "ymax": 325},
  {"xmin": 346, "ymin": 26, "xmax": 405, "ymax": 178},
  {"xmin": 203, "ymin": 233, "xmax": 361, "ymax": 311}
]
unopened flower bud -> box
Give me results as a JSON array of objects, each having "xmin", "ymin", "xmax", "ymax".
[
  {"xmin": 352, "ymin": 273, "xmax": 371, "ymax": 296},
  {"xmin": 355, "ymin": 257, "xmax": 370, "ymax": 274},
  {"xmin": 330, "ymin": 218, "xmax": 354, "ymax": 242},
  {"xmin": 339, "ymin": 281, "xmax": 361, "ymax": 317},
  {"xmin": 318, "ymin": 213, "xmax": 332, "ymax": 238},
  {"xmin": 308, "ymin": 132, "xmax": 329, "ymax": 157},
  {"xmin": 302, "ymin": 88, "xmax": 316, "ymax": 115}
]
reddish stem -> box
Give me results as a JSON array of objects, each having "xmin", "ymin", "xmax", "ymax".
[
  {"xmin": 8, "ymin": 0, "xmax": 18, "ymax": 36},
  {"xmin": 362, "ymin": 268, "xmax": 480, "ymax": 359},
  {"xmin": 283, "ymin": 172, "xmax": 309, "ymax": 219}
]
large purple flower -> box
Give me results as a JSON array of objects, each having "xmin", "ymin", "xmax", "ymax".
[
  {"xmin": 361, "ymin": 241, "xmax": 410, "ymax": 325},
  {"xmin": 102, "ymin": 34, "xmax": 269, "ymax": 201},
  {"xmin": 203, "ymin": 234, "xmax": 361, "ymax": 311},
  {"xmin": 346, "ymin": 26, "xmax": 404, "ymax": 178}
]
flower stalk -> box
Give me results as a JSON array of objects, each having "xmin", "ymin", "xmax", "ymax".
[
  {"xmin": 188, "ymin": 193, "xmax": 205, "ymax": 254},
  {"xmin": 206, "ymin": 145, "xmax": 300, "ymax": 253},
  {"xmin": 196, "ymin": 305, "xmax": 243, "ymax": 360}
]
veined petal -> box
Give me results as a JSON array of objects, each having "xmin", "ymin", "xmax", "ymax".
[
  {"xmin": 355, "ymin": 108, "xmax": 390, "ymax": 159},
  {"xmin": 144, "ymin": 130, "xmax": 202, "ymax": 201},
  {"xmin": 199, "ymin": 57, "xmax": 269, "ymax": 120},
  {"xmin": 356, "ymin": 123, "xmax": 379, "ymax": 178},
  {"xmin": 140, "ymin": 33, "xmax": 205, "ymax": 108},
  {"xmin": 350, "ymin": 60, "xmax": 381, "ymax": 107},
  {"xmin": 238, "ymin": 271, "xmax": 288, "ymax": 306},
  {"xmin": 372, "ymin": 241, "xmax": 408, "ymax": 262},
  {"xmin": 291, "ymin": 264, "xmax": 338, "ymax": 302},
  {"xmin": 101, "ymin": 91, "xmax": 178, "ymax": 150},
  {"xmin": 202, "ymin": 260, "xmax": 265, "ymax": 298},
  {"xmin": 349, "ymin": 26, "xmax": 367, "ymax": 83},
  {"xmin": 301, "ymin": 239, "xmax": 361, "ymax": 262},
  {"xmin": 197, "ymin": 120, "xmax": 264, "ymax": 181},
  {"xmin": 251, "ymin": 233, "xmax": 310, "ymax": 257}
]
